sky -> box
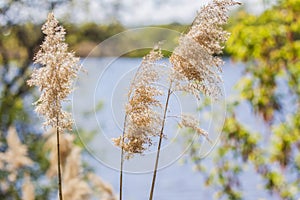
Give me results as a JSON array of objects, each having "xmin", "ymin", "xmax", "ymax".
[
  {"xmin": 1, "ymin": 0, "xmax": 276, "ymax": 26},
  {"xmin": 54, "ymin": 0, "xmax": 275, "ymax": 26}
]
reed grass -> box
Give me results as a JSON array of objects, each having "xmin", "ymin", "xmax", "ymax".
[
  {"xmin": 27, "ymin": 12, "xmax": 81, "ymax": 200},
  {"xmin": 112, "ymin": 1, "xmax": 241, "ymax": 199}
]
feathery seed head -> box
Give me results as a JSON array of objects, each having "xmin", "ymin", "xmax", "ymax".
[
  {"xmin": 88, "ymin": 173, "xmax": 117, "ymax": 200},
  {"xmin": 113, "ymin": 48, "xmax": 163, "ymax": 159},
  {"xmin": 62, "ymin": 146, "xmax": 92, "ymax": 200},
  {"xmin": 179, "ymin": 114, "xmax": 210, "ymax": 142},
  {"xmin": 170, "ymin": 0, "xmax": 240, "ymax": 99},
  {"xmin": 22, "ymin": 173, "xmax": 35, "ymax": 200},
  {"xmin": 27, "ymin": 12, "xmax": 81, "ymax": 131},
  {"xmin": 0, "ymin": 127, "xmax": 33, "ymax": 182}
]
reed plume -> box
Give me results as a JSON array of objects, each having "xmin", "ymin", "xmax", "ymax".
[
  {"xmin": 62, "ymin": 146, "xmax": 91, "ymax": 200},
  {"xmin": 179, "ymin": 114, "xmax": 210, "ymax": 141},
  {"xmin": 27, "ymin": 12, "xmax": 80, "ymax": 131},
  {"xmin": 0, "ymin": 127, "xmax": 33, "ymax": 182},
  {"xmin": 170, "ymin": 0, "xmax": 241, "ymax": 99},
  {"xmin": 166, "ymin": 0, "xmax": 240, "ymax": 161},
  {"xmin": 27, "ymin": 12, "xmax": 81, "ymax": 200},
  {"xmin": 88, "ymin": 173, "xmax": 118, "ymax": 200},
  {"xmin": 113, "ymin": 47, "xmax": 163, "ymax": 158},
  {"xmin": 22, "ymin": 173, "xmax": 35, "ymax": 200}
]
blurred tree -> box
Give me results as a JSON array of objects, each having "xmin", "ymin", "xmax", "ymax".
[
  {"xmin": 65, "ymin": 22, "xmax": 125, "ymax": 56},
  {"xmin": 0, "ymin": 23, "xmax": 42, "ymax": 132},
  {"xmin": 189, "ymin": 0, "xmax": 300, "ymax": 199}
]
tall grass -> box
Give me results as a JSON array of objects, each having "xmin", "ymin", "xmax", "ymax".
[
  {"xmin": 113, "ymin": 0, "xmax": 241, "ymax": 199},
  {"xmin": 25, "ymin": 13, "xmax": 118, "ymax": 199},
  {"xmin": 27, "ymin": 12, "xmax": 81, "ymax": 199}
]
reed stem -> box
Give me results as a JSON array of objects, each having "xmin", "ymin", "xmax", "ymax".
[
  {"xmin": 56, "ymin": 116, "xmax": 63, "ymax": 200},
  {"xmin": 119, "ymin": 115, "xmax": 127, "ymax": 200},
  {"xmin": 148, "ymin": 17, "xmax": 192, "ymax": 199},
  {"xmin": 149, "ymin": 84, "xmax": 172, "ymax": 200}
]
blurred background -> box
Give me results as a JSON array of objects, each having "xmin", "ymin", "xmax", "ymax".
[{"xmin": 0, "ymin": 0, "xmax": 299, "ymax": 199}]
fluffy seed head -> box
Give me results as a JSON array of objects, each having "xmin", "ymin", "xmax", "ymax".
[
  {"xmin": 0, "ymin": 127, "xmax": 33, "ymax": 182},
  {"xmin": 179, "ymin": 114, "xmax": 210, "ymax": 142},
  {"xmin": 27, "ymin": 12, "xmax": 81, "ymax": 131},
  {"xmin": 170, "ymin": 0, "xmax": 240, "ymax": 99},
  {"xmin": 87, "ymin": 173, "xmax": 117, "ymax": 200},
  {"xmin": 22, "ymin": 173, "xmax": 35, "ymax": 200},
  {"xmin": 62, "ymin": 146, "xmax": 91, "ymax": 200},
  {"xmin": 113, "ymin": 48, "xmax": 163, "ymax": 159}
]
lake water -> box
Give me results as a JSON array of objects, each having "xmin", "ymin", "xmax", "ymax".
[{"xmin": 72, "ymin": 57, "xmax": 274, "ymax": 200}]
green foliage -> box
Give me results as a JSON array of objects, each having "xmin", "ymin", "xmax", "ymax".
[
  {"xmin": 64, "ymin": 22, "xmax": 125, "ymax": 56},
  {"xmin": 0, "ymin": 24, "xmax": 42, "ymax": 131},
  {"xmin": 189, "ymin": 0, "xmax": 300, "ymax": 199}
]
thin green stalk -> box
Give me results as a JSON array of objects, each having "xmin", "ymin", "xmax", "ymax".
[
  {"xmin": 56, "ymin": 116, "xmax": 63, "ymax": 200},
  {"xmin": 149, "ymin": 84, "xmax": 172, "ymax": 200}
]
